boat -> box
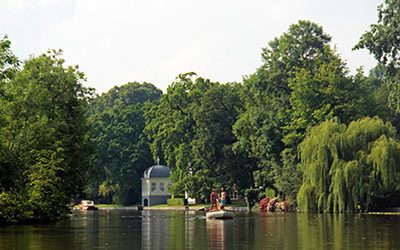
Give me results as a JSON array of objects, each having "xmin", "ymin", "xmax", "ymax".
[
  {"xmin": 79, "ymin": 200, "xmax": 98, "ymax": 210},
  {"xmin": 206, "ymin": 210, "xmax": 234, "ymax": 219}
]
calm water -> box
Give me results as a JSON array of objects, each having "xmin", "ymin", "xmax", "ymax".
[{"xmin": 1, "ymin": 209, "xmax": 400, "ymax": 249}]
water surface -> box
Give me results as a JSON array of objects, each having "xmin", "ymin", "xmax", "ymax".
[{"xmin": 1, "ymin": 209, "xmax": 399, "ymax": 249}]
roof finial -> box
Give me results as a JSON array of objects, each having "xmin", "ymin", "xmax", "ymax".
[{"xmin": 157, "ymin": 156, "xmax": 160, "ymax": 165}]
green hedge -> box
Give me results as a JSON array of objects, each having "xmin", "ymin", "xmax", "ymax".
[{"xmin": 167, "ymin": 198, "xmax": 186, "ymax": 206}]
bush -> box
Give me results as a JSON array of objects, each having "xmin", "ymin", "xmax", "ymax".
[
  {"xmin": 245, "ymin": 188, "xmax": 260, "ymax": 211},
  {"xmin": 0, "ymin": 191, "xmax": 31, "ymax": 224},
  {"xmin": 28, "ymin": 159, "xmax": 69, "ymax": 220},
  {"xmin": 167, "ymin": 198, "xmax": 187, "ymax": 206},
  {"xmin": 265, "ymin": 188, "xmax": 276, "ymax": 198}
]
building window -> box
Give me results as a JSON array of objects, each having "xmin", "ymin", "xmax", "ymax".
[
  {"xmin": 160, "ymin": 182, "xmax": 165, "ymax": 192},
  {"xmin": 151, "ymin": 182, "xmax": 157, "ymax": 192}
]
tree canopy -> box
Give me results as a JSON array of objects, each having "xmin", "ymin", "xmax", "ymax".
[
  {"xmin": 145, "ymin": 73, "xmax": 253, "ymax": 200},
  {"xmin": 88, "ymin": 82, "xmax": 162, "ymax": 205},
  {"xmin": 298, "ymin": 117, "xmax": 400, "ymax": 212},
  {"xmin": 0, "ymin": 48, "xmax": 94, "ymax": 222},
  {"xmin": 355, "ymin": 0, "xmax": 400, "ymax": 112}
]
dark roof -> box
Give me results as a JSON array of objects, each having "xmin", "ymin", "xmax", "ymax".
[{"xmin": 143, "ymin": 165, "xmax": 170, "ymax": 178}]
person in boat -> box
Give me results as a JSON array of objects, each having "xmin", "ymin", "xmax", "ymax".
[
  {"xmin": 209, "ymin": 188, "xmax": 219, "ymax": 211},
  {"xmin": 219, "ymin": 187, "xmax": 227, "ymax": 210}
]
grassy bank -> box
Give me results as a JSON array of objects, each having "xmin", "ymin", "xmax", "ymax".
[
  {"xmin": 144, "ymin": 200, "xmax": 248, "ymax": 210},
  {"xmin": 72, "ymin": 200, "xmax": 248, "ymax": 211}
]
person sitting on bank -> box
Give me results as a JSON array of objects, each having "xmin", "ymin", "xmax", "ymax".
[
  {"xmin": 209, "ymin": 188, "xmax": 219, "ymax": 211},
  {"xmin": 219, "ymin": 187, "xmax": 227, "ymax": 210}
]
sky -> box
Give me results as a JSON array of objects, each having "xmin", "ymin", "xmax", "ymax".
[{"xmin": 1, "ymin": 0, "xmax": 383, "ymax": 94}]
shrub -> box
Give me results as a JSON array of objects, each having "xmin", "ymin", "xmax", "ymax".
[
  {"xmin": 0, "ymin": 191, "xmax": 31, "ymax": 224},
  {"xmin": 167, "ymin": 198, "xmax": 187, "ymax": 206},
  {"xmin": 265, "ymin": 188, "xmax": 276, "ymax": 198},
  {"xmin": 245, "ymin": 188, "xmax": 260, "ymax": 211}
]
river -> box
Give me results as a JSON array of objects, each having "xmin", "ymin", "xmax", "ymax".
[{"xmin": 1, "ymin": 209, "xmax": 399, "ymax": 249}]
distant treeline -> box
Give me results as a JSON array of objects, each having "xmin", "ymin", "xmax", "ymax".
[{"xmin": 1, "ymin": 0, "xmax": 400, "ymax": 223}]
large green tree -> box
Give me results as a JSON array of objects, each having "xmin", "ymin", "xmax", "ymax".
[
  {"xmin": 89, "ymin": 82, "xmax": 162, "ymax": 205},
  {"xmin": 234, "ymin": 20, "xmax": 335, "ymax": 198},
  {"xmin": 0, "ymin": 36, "xmax": 19, "ymax": 190},
  {"xmin": 298, "ymin": 117, "xmax": 400, "ymax": 212},
  {"xmin": 0, "ymin": 49, "xmax": 94, "ymax": 221},
  {"xmin": 282, "ymin": 51, "xmax": 380, "ymax": 197},
  {"xmin": 145, "ymin": 73, "xmax": 251, "ymax": 200}
]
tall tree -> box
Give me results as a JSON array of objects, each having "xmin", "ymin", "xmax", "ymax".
[
  {"xmin": 145, "ymin": 73, "xmax": 250, "ymax": 200},
  {"xmin": 0, "ymin": 49, "xmax": 94, "ymax": 220},
  {"xmin": 89, "ymin": 82, "xmax": 162, "ymax": 204},
  {"xmin": 234, "ymin": 20, "xmax": 334, "ymax": 198},
  {"xmin": 0, "ymin": 36, "xmax": 19, "ymax": 190}
]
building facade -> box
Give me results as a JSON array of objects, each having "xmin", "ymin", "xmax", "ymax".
[{"xmin": 141, "ymin": 164, "xmax": 172, "ymax": 206}]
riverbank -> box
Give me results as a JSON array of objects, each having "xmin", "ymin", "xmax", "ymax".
[
  {"xmin": 142, "ymin": 204, "xmax": 248, "ymax": 211},
  {"xmin": 75, "ymin": 201, "xmax": 249, "ymax": 211}
]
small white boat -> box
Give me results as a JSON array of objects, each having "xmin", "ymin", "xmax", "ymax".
[{"xmin": 206, "ymin": 210, "xmax": 234, "ymax": 219}]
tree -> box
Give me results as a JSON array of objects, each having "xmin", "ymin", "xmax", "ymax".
[
  {"xmin": 298, "ymin": 117, "xmax": 400, "ymax": 212},
  {"xmin": 245, "ymin": 188, "xmax": 260, "ymax": 211},
  {"xmin": 355, "ymin": 0, "xmax": 400, "ymax": 111},
  {"xmin": 89, "ymin": 82, "xmax": 162, "ymax": 204},
  {"xmin": 0, "ymin": 49, "xmax": 94, "ymax": 221},
  {"xmin": 145, "ymin": 73, "xmax": 250, "ymax": 200},
  {"xmin": 0, "ymin": 36, "xmax": 19, "ymax": 190},
  {"xmin": 0, "ymin": 35, "xmax": 19, "ymax": 83},
  {"xmin": 234, "ymin": 20, "xmax": 335, "ymax": 198},
  {"xmin": 355, "ymin": 0, "xmax": 400, "ymax": 74}
]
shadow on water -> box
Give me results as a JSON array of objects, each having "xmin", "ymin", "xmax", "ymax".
[{"xmin": 1, "ymin": 209, "xmax": 400, "ymax": 249}]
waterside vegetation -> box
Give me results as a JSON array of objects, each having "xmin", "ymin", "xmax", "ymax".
[{"xmin": 1, "ymin": 0, "xmax": 400, "ymax": 224}]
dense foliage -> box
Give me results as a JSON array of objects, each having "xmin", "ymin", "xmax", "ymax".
[
  {"xmin": 88, "ymin": 82, "xmax": 162, "ymax": 205},
  {"xmin": 145, "ymin": 73, "xmax": 254, "ymax": 200},
  {"xmin": 355, "ymin": 0, "xmax": 400, "ymax": 112},
  {"xmin": 232, "ymin": 20, "xmax": 377, "ymax": 201},
  {"xmin": 0, "ymin": 40, "xmax": 94, "ymax": 223},
  {"xmin": 298, "ymin": 117, "xmax": 400, "ymax": 212},
  {"xmin": 2, "ymin": 0, "xmax": 400, "ymax": 222}
]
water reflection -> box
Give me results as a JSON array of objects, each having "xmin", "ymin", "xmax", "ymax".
[
  {"xmin": 141, "ymin": 210, "xmax": 203, "ymax": 249},
  {"xmin": 206, "ymin": 219, "xmax": 234, "ymax": 249},
  {"xmin": 1, "ymin": 210, "xmax": 400, "ymax": 249},
  {"xmin": 295, "ymin": 213, "xmax": 400, "ymax": 249}
]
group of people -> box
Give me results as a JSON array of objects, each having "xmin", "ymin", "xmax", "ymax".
[
  {"xmin": 258, "ymin": 196, "xmax": 289, "ymax": 212},
  {"xmin": 209, "ymin": 187, "xmax": 227, "ymax": 211}
]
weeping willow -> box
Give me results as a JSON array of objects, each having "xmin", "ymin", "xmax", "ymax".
[{"xmin": 298, "ymin": 117, "xmax": 400, "ymax": 212}]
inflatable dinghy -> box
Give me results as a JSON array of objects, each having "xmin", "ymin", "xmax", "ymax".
[{"xmin": 206, "ymin": 210, "xmax": 234, "ymax": 219}]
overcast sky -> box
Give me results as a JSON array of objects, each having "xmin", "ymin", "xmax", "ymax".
[{"xmin": 1, "ymin": 0, "xmax": 382, "ymax": 93}]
